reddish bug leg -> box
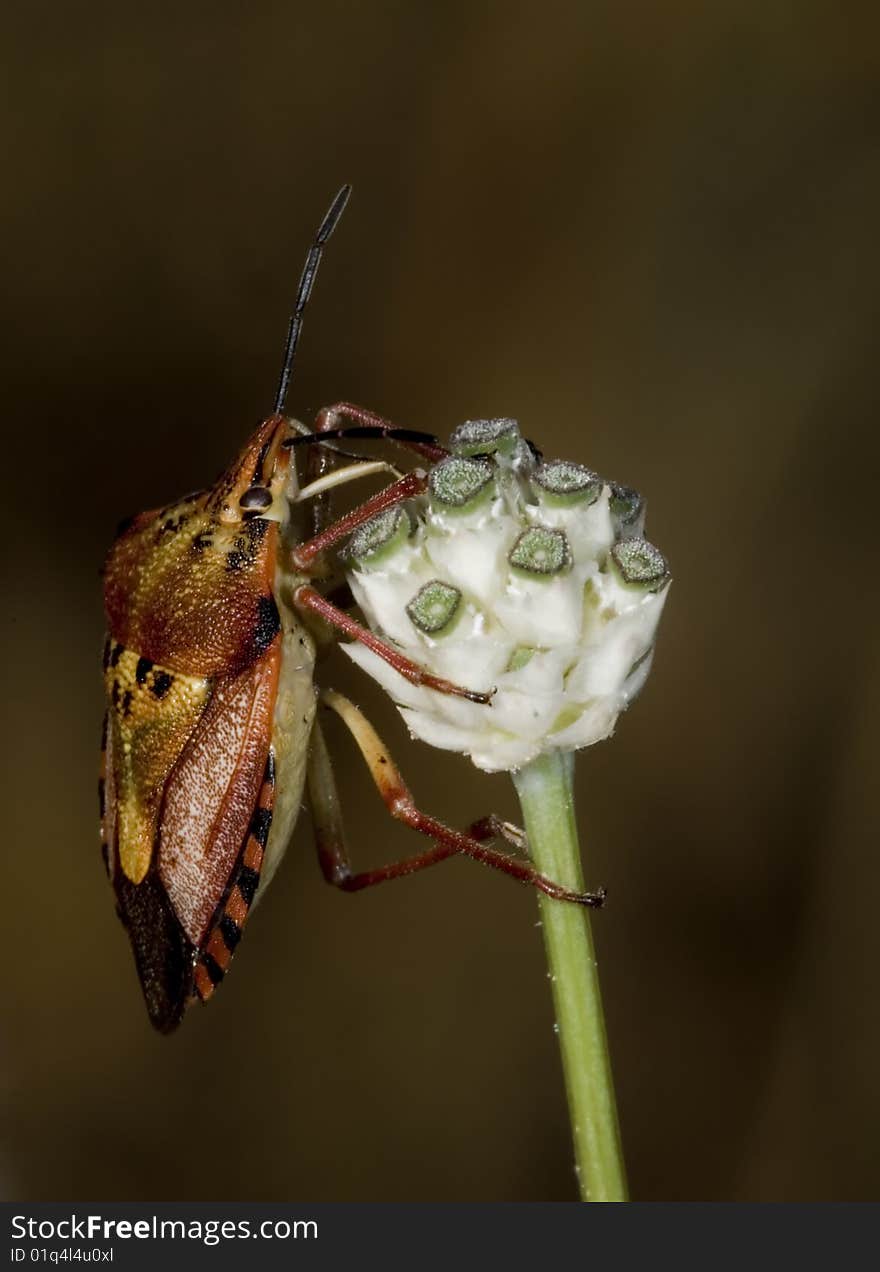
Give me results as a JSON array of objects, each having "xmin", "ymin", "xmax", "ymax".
[
  {"xmin": 291, "ymin": 469, "xmax": 428, "ymax": 570},
  {"xmin": 315, "ymin": 402, "xmax": 448, "ymax": 464},
  {"xmin": 295, "ymin": 585, "xmax": 493, "ymax": 705},
  {"xmin": 293, "ymin": 407, "xmax": 427, "ymax": 541},
  {"xmin": 298, "ymin": 424, "xmax": 402, "ymax": 536},
  {"xmin": 309, "ymin": 726, "xmax": 526, "ymax": 888},
  {"xmin": 307, "ymin": 717, "xmax": 457, "ymax": 886},
  {"xmin": 310, "ymin": 691, "xmax": 606, "ymax": 908},
  {"xmin": 467, "ymin": 814, "xmax": 529, "ymax": 854}
]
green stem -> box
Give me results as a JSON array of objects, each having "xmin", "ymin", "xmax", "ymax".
[{"xmin": 512, "ymin": 751, "xmax": 628, "ymax": 1202}]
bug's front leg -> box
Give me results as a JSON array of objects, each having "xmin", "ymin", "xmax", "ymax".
[
  {"xmin": 313, "ymin": 402, "xmax": 447, "ymax": 464},
  {"xmin": 291, "ymin": 460, "xmax": 494, "ymax": 703},
  {"xmin": 308, "ymin": 690, "xmax": 606, "ymax": 908},
  {"xmin": 291, "ymin": 469, "xmax": 428, "ymax": 570},
  {"xmin": 289, "ymin": 402, "xmax": 447, "ymax": 540},
  {"xmin": 295, "ymin": 586, "xmax": 492, "ymax": 705}
]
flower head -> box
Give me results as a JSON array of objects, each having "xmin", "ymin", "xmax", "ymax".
[{"xmin": 342, "ymin": 420, "xmax": 670, "ymax": 773}]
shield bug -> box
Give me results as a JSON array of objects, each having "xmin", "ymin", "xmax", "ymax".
[{"xmin": 100, "ymin": 186, "xmax": 605, "ymax": 1033}]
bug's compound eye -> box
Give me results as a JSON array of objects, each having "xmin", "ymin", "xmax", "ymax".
[{"xmin": 239, "ymin": 485, "xmax": 273, "ymax": 511}]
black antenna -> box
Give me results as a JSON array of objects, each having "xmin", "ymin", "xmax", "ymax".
[{"xmin": 272, "ymin": 183, "xmax": 352, "ymax": 416}]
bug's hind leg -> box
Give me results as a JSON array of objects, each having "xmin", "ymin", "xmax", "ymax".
[
  {"xmin": 307, "ymin": 716, "xmax": 457, "ymax": 888},
  {"xmin": 308, "ymin": 690, "xmax": 606, "ymax": 908},
  {"xmin": 309, "ymin": 724, "xmax": 523, "ymax": 888}
]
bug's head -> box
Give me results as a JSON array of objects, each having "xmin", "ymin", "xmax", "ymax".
[{"xmin": 206, "ymin": 412, "xmax": 294, "ymax": 526}]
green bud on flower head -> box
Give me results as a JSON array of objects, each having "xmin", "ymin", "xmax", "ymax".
[
  {"xmin": 610, "ymin": 538, "xmax": 669, "ymax": 592},
  {"xmin": 406, "ymin": 579, "xmax": 462, "ymax": 634},
  {"xmin": 507, "ymin": 646, "xmax": 537, "ymax": 671},
  {"xmin": 449, "ymin": 417, "xmax": 521, "ymax": 457},
  {"xmin": 609, "ymin": 483, "xmax": 645, "ymax": 539},
  {"xmin": 509, "ymin": 526, "xmax": 571, "ymax": 576},
  {"xmin": 534, "ymin": 459, "xmax": 602, "ymax": 507},
  {"xmin": 429, "ymin": 456, "xmax": 494, "ymax": 510},
  {"xmin": 346, "ymin": 505, "xmax": 410, "ymax": 568}
]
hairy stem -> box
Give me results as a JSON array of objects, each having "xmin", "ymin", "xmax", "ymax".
[{"xmin": 512, "ymin": 751, "xmax": 628, "ymax": 1201}]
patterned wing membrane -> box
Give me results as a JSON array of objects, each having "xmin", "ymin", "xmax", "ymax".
[
  {"xmin": 157, "ymin": 645, "xmax": 280, "ymax": 945},
  {"xmin": 101, "ymin": 636, "xmax": 281, "ymax": 1031}
]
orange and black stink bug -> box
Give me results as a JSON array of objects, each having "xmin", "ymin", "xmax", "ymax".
[{"xmin": 100, "ymin": 186, "xmax": 604, "ymax": 1033}]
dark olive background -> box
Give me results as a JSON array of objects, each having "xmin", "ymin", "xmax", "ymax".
[{"xmin": 4, "ymin": 2, "xmax": 879, "ymax": 1201}]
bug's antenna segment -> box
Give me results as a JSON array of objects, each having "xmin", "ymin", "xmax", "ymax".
[{"xmin": 273, "ymin": 183, "xmax": 352, "ymax": 416}]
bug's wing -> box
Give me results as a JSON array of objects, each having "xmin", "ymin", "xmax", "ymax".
[
  {"xmin": 102, "ymin": 637, "xmax": 281, "ymax": 1031},
  {"xmin": 112, "ymin": 856, "xmax": 202, "ymax": 1034},
  {"xmin": 157, "ymin": 638, "xmax": 281, "ymax": 947},
  {"xmin": 191, "ymin": 746, "xmax": 276, "ymax": 1006},
  {"xmin": 101, "ymin": 675, "xmax": 206, "ymax": 1033}
]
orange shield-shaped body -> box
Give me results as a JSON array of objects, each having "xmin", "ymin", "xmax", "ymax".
[{"xmin": 100, "ymin": 414, "xmax": 309, "ymax": 1031}]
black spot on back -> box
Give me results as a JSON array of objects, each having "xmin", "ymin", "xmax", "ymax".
[
  {"xmin": 135, "ymin": 657, "xmax": 154, "ymax": 685},
  {"xmin": 151, "ymin": 671, "xmax": 173, "ymax": 699},
  {"xmin": 246, "ymin": 518, "xmax": 269, "ymax": 547},
  {"xmin": 252, "ymin": 595, "xmax": 281, "ymax": 657},
  {"xmin": 158, "ymin": 510, "xmax": 191, "ymax": 537},
  {"xmin": 109, "ymin": 643, "xmax": 123, "ymax": 668}
]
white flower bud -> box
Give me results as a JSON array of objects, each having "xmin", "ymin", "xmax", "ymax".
[{"xmin": 342, "ymin": 420, "xmax": 670, "ymax": 773}]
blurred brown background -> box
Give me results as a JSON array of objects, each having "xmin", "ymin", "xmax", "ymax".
[{"xmin": 3, "ymin": 1, "xmax": 879, "ymax": 1202}]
